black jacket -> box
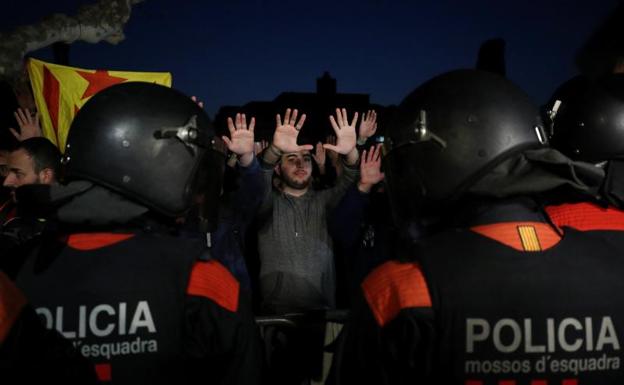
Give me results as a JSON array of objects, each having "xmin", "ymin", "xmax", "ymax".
[
  {"xmin": 333, "ymin": 199, "xmax": 624, "ymax": 384},
  {"xmin": 11, "ymin": 183, "xmax": 263, "ymax": 385}
]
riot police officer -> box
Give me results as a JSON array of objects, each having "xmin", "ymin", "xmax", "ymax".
[
  {"xmin": 13, "ymin": 82, "xmax": 263, "ymax": 384},
  {"xmin": 332, "ymin": 69, "xmax": 624, "ymax": 384}
]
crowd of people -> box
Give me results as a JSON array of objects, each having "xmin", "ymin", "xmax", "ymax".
[{"xmin": 3, "ymin": 63, "xmax": 624, "ymax": 385}]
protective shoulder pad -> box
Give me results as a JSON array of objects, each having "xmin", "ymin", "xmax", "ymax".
[
  {"xmin": 546, "ymin": 202, "xmax": 624, "ymax": 231},
  {"xmin": 361, "ymin": 261, "xmax": 431, "ymax": 327},
  {"xmin": 186, "ymin": 260, "xmax": 240, "ymax": 312},
  {"xmin": 67, "ymin": 233, "xmax": 135, "ymax": 250}
]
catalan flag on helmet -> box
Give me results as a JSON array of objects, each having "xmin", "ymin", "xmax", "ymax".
[{"xmin": 27, "ymin": 58, "xmax": 172, "ymax": 152}]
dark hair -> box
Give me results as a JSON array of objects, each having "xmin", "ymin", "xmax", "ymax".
[{"xmin": 15, "ymin": 137, "xmax": 61, "ymax": 176}]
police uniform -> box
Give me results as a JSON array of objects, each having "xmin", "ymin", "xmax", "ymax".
[
  {"xmin": 15, "ymin": 219, "xmax": 262, "ymax": 384},
  {"xmin": 331, "ymin": 70, "xmax": 624, "ymax": 384},
  {"xmin": 9, "ymin": 82, "xmax": 263, "ymax": 384},
  {"xmin": 334, "ymin": 201, "xmax": 624, "ymax": 384}
]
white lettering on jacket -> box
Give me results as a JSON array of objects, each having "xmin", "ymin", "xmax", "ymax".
[
  {"xmin": 35, "ymin": 300, "xmax": 157, "ymax": 339},
  {"xmin": 466, "ymin": 317, "xmax": 620, "ymax": 354}
]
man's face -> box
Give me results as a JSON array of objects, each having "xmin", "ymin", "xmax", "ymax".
[
  {"xmin": 3, "ymin": 149, "xmax": 50, "ymax": 201},
  {"xmin": 0, "ymin": 150, "xmax": 8, "ymax": 183},
  {"xmin": 277, "ymin": 151, "xmax": 313, "ymax": 190}
]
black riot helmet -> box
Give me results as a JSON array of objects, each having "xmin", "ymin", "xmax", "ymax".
[
  {"xmin": 383, "ymin": 69, "xmax": 546, "ymax": 222},
  {"xmin": 548, "ymin": 74, "xmax": 624, "ymax": 163},
  {"xmin": 64, "ymin": 82, "xmax": 225, "ymax": 218}
]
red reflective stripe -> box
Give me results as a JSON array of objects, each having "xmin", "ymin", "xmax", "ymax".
[
  {"xmin": 562, "ymin": 380, "xmax": 578, "ymax": 385},
  {"xmin": 546, "ymin": 202, "xmax": 624, "ymax": 231},
  {"xmin": 67, "ymin": 233, "xmax": 135, "ymax": 250},
  {"xmin": 471, "ymin": 222, "xmax": 561, "ymax": 251},
  {"xmin": 95, "ymin": 363, "xmax": 112, "ymax": 382},
  {"xmin": 0, "ymin": 271, "xmax": 27, "ymax": 344},
  {"xmin": 186, "ymin": 260, "xmax": 240, "ymax": 312},
  {"xmin": 499, "ymin": 381, "xmax": 516, "ymax": 385},
  {"xmin": 362, "ymin": 261, "xmax": 432, "ymax": 327},
  {"xmin": 531, "ymin": 380, "xmax": 548, "ymax": 385}
]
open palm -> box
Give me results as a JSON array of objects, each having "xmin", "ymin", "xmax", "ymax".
[
  {"xmin": 360, "ymin": 144, "xmax": 385, "ymax": 186},
  {"xmin": 223, "ymin": 113, "xmax": 255, "ymax": 156},
  {"xmin": 325, "ymin": 108, "xmax": 357, "ymax": 155},
  {"xmin": 273, "ymin": 108, "xmax": 312, "ymax": 153}
]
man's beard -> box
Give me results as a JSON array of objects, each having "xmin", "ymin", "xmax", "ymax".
[{"xmin": 281, "ymin": 172, "xmax": 311, "ymax": 190}]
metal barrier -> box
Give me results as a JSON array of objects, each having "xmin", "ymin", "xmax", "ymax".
[
  {"xmin": 255, "ymin": 309, "xmax": 350, "ymax": 385},
  {"xmin": 255, "ymin": 308, "xmax": 350, "ymax": 327}
]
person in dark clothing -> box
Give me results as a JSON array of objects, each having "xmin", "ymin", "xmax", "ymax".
[
  {"xmin": 331, "ymin": 69, "xmax": 623, "ymax": 385},
  {"xmin": 0, "ymin": 137, "xmax": 61, "ymax": 277},
  {"xmin": 1, "ymin": 137, "xmax": 60, "ymax": 226},
  {"xmin": 329, "ymin": 143, "xmax": 393, "ymax": 306},
  {"xmin": 210, "ymin": 158, "xmax": 263, "ymax": 291},
  {"xmin": 11, "ymin": 83, "xmax": 263, "ymax": 385},
  {"xmin": 183, "ymin": 112, "xmax": 264, "ymax": 291}
]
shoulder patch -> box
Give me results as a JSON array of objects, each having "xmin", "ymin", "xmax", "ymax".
[
  {"xmin": 546, "ymin": 202, "xmax": 624, "ymax": 232},
  {"xmin": 0, "ymin": 271, "xmax": 27, "ymax": 344},
  {"xmin": 186, "ymin": 260, "xmax": 240, "ymax": 312},
  {"xmin": 67, "ymin": 233, "xmax": 135, "ymax": 250},
  {"xmin": 361, "ymin": 261, "xmax": 431, "ymax": 327}
]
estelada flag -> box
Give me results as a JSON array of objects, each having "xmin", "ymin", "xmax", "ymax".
[{"xmin": 27, "ymin": 58, "xmax": 172, "ymax": 152}]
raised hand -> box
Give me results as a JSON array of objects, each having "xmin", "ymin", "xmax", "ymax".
[
  {"xmin": 254, "ymin": 139, "xmax": 269, "ymax": 156},
  {"xmin": 358, "ymin": 109, "xmax": 378, "ymax": 141},
  {"xmin": 325, "ymin": 108, "xmax": 358, "ymax": 155},
  {"xmin": 9, "ymin": 108, "xmax": 42, "ymax": 141},
  {"xmin": 223, "ymin": 113, "xmax": 255, "ymax": 166},
  {"xmin": 272, "ymin": 108, "xmax": 312, "ymax": 153},
  {"xmin": 312, "ymin": 142, "xmax": 326, "ymax": 170},
  {"xmin": 359, "ymin": 144, "xmax": 385, "ymax": 192}
]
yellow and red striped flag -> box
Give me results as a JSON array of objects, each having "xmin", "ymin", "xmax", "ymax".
[{"xmin": 27, "ymin": 58, "xmax": 172, "ymax": 152}]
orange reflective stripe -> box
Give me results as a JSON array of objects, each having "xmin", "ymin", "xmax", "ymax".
[
  {"xmin": 186, "ymin": 260, "xmax": 240, "ymax": 312},
  {"xmin": 471, "ymin": 222, "xmax": 561, "ymax": 252},
  {"xmin": 0, "ymin": 271, "xmax": 27, "ymax": 344},
  {"xmin": 546, "ymin": 202, "xmax": 624, "ymax": 231},
  {"xmin": 67, "ymin": 233, "xmax": 135, "ymax": 250},
  {"xmin": 362, "ymin": 261, "xmax": 432, "ymax": 327}
]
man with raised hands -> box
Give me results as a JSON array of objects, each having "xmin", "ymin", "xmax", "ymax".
[
  {"xmin": 258, "ymin": 107, "xmax": 359, "ymax": 313},
  {"xmin": 256, "ymin": 107, "xmax": 359, "ymax": 385}
]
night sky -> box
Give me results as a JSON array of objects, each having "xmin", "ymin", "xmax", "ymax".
[{"xmin": 0, "ymin": 0, "xmax": 619, "ymax": 117}]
